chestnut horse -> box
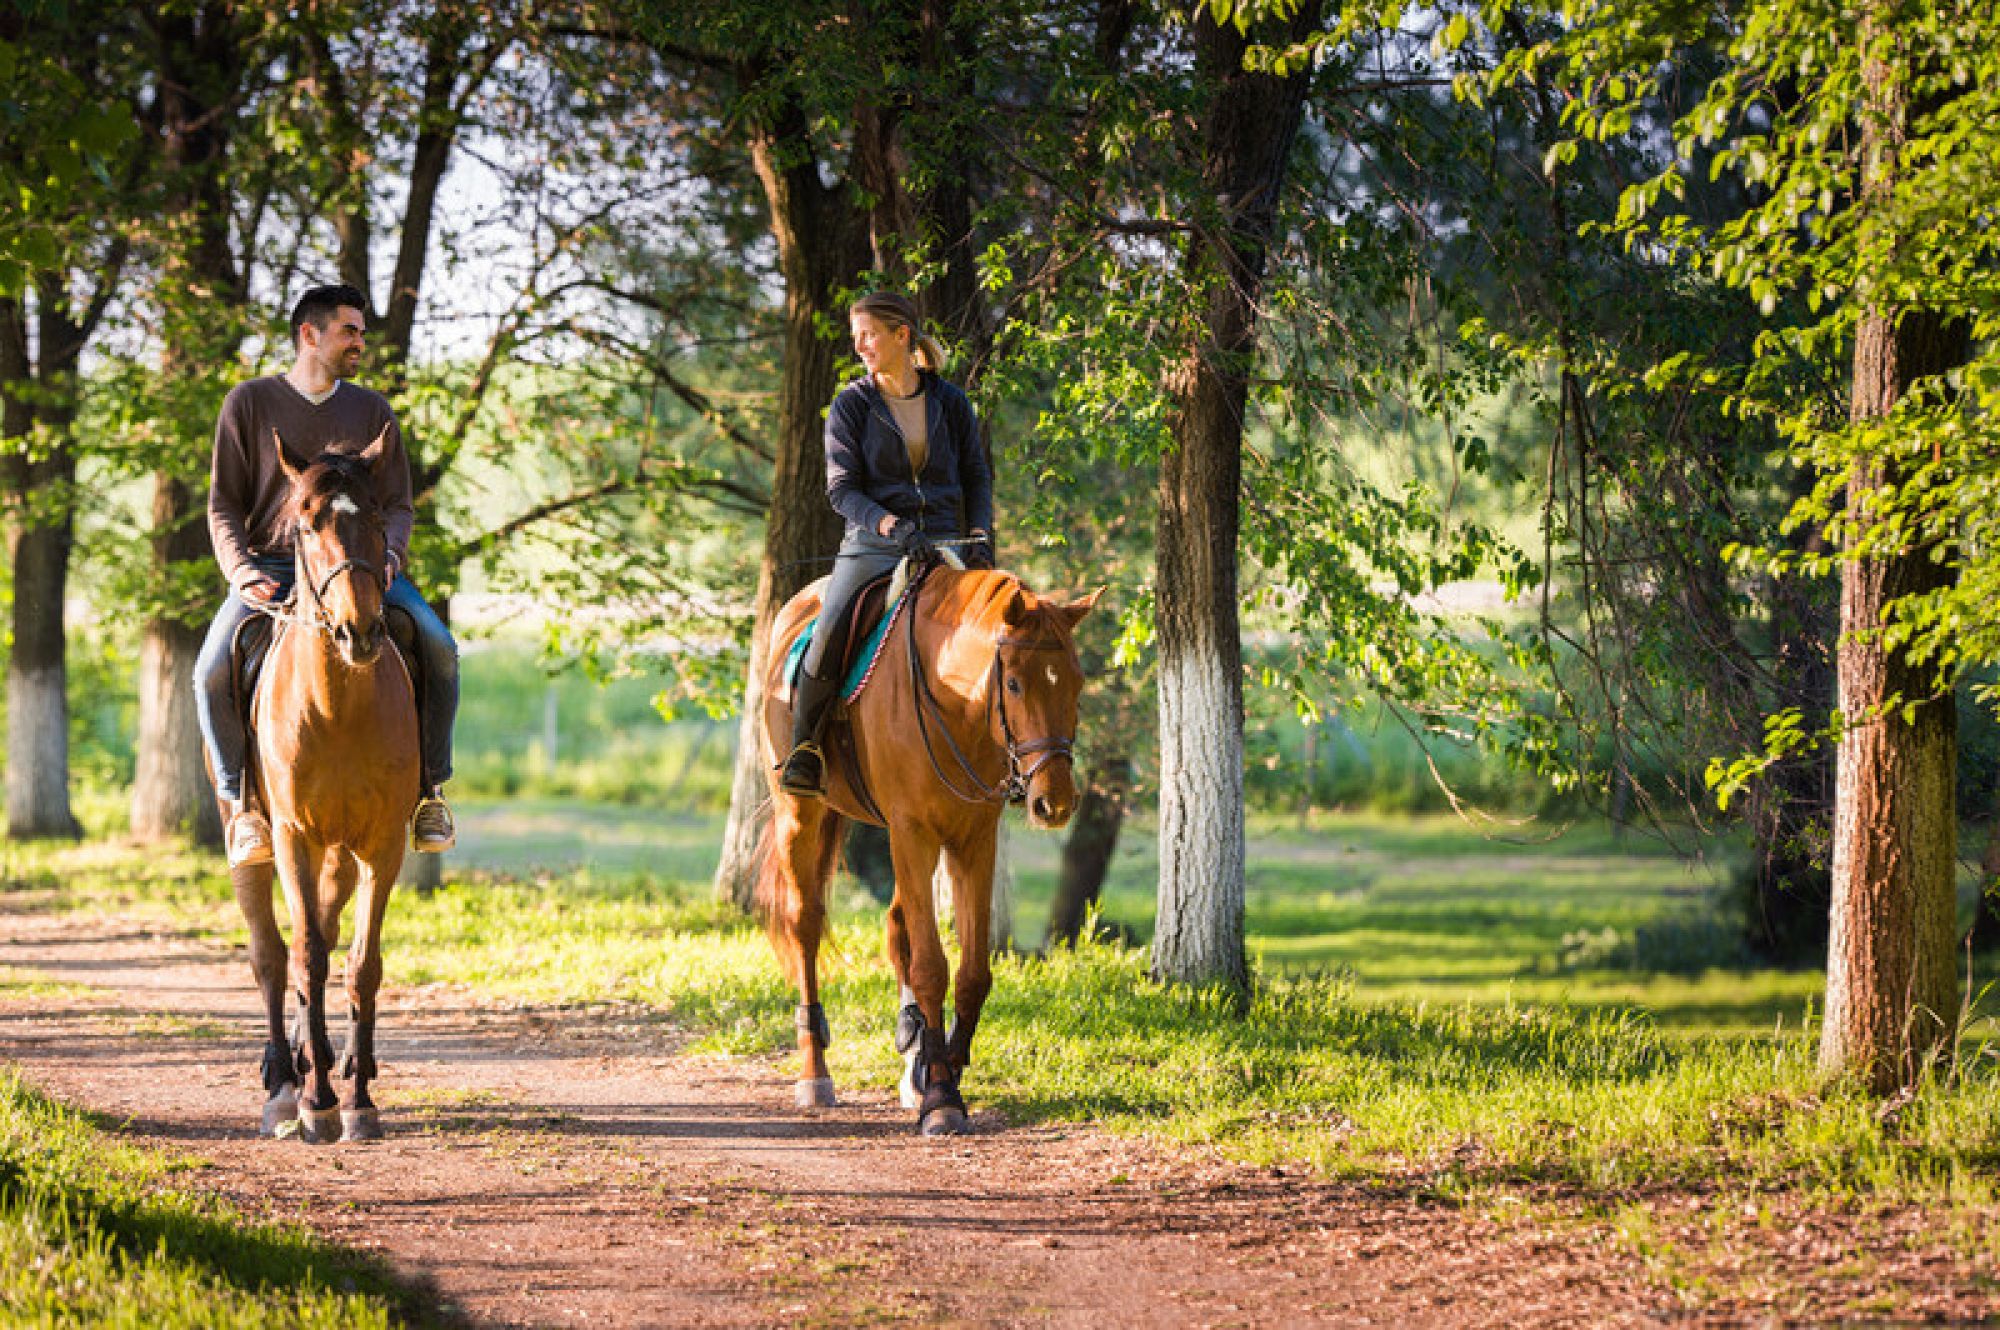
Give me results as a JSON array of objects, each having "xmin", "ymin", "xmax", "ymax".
[
  {"xmin": 226, "ymin": 432, "xmax": 421, "ymax": 1143},
  {"xmin": 758, "ymin": 565, "xmax": 1098, "ymax": 1135}
]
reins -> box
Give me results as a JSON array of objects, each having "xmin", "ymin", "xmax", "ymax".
[{"xmin": 905, "ymin": 574, "xmax": 1076, "ymax": 805}]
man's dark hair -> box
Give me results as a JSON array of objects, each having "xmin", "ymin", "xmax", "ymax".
[{"xmin": 289, "ymin": 284, "xmax": 369, "ymax": 348}]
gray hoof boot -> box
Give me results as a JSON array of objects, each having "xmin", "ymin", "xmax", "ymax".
[
  {"xmin": 340, "ymin": 1107, "xmax": 383, "ymax": 1142},
  {"xmin": 297, "ymin": 1103, "xmax": 343, "ymax": 1144},
  {"xmin": 794, "ymin": 1077, "xmax": 838, "ymax": 1109},
  {"xmin": 259, "ymin": 1084, "xmax": 299, "ymax": 1138}
]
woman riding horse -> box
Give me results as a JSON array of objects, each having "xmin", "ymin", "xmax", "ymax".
[{"xmin": 776, "ymin": 292, "xmax": 994, "ymax": 797}]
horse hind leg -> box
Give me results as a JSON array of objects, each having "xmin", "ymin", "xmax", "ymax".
[
  {"xmin": 764, "ymin": 798, "xmax": 840, "ymax": 1109},
  {"xmin": 231, "ymin": 858, "xmax": 298, "ymax": 1137}
]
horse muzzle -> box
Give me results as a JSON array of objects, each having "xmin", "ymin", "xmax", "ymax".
[{"xmin": 332, "ymin": 620, "xmax": 386, "ymax": 666}]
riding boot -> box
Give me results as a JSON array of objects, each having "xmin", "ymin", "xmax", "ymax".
[{"xmin": 779, "ymin": 665, "xmax": 839, "ymax": 797}]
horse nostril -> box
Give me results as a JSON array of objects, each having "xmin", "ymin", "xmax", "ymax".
[{"xmin": 1033, "ymin": 796, "xmax": 1054, "ymax": 822}]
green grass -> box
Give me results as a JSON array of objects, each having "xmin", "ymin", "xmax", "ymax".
[
  {"xmin": 0, "ymin": 1069, "xmax": 414, "ymax": 1328},
  {"xmin": 6, "ymin": 817, "xmax": 1999, "ymax": 1226}
]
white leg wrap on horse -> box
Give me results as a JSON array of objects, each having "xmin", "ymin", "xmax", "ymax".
[{"xmin": 259, "ymin": 1083, "xmax": 300, "ymax": 1138}]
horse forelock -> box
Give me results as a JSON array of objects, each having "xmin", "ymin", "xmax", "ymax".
[{"xmin": 289, "ymin": 451, "xmax": 376, "ymax": 519}]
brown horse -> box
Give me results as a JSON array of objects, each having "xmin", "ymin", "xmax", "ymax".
[
  {"xmin": 225, "ymin": 431, "xmax": 421, "ymax": 1143},
  {"xmin": 758, "ymin": 565, "xmax": 1098, "ymax": 1135}
]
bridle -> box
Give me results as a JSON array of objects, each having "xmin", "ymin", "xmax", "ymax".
[
  {"xmin": 907, "ymin": 591, "xmax": 1077, "ymax": 805},
  {"xmin": 252, "ymin": 513, "xmax": 380, "ymax": 636}
]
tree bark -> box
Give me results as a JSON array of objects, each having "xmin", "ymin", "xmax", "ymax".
[
  {"xmin": 1048, "ymin": 757, "xmax": 1130, "ymax": 947},
  {"xmin": 711, "ymin": 86, "xmax": 867, "ymax": 910},
  {"xmin": 1150, "ymin": 5, "xmax": 1318, "ymax": 998},
  {"xmin": 1819, "ymin": 320, "xmax": 1966, "ymax": 1089},
  {"xmin": 3, "ymin": 283, "xmax": 92, "ymax": 839},
  {"xmin": 129, "ymin": 5, "xmax": 244, "ymax": 846}
]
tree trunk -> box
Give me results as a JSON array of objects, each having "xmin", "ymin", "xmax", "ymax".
[
  {"xmin": 2, "ymin": 296, "xmax": 82, "ymax": 839},
  {"xmin": 1820, "ymin": 296, "xmax": 1966, "ymax": 1090},
  {"xmin": 130, "ymin": 6, "xmax": 243, "ymax": 847},
  {"xmin": 130, "ymin": 476, "xmax": 221, "ymax": 844},
  {"xmin": 711, "ymin": 90, "xmax": 867, "ymax": 910},
  {"xmin": 1049, "ymin": 757, "xmax": 1130, "ymax": 947},
  {"xmin": 1150, "ymin": 5, "xmax": 1318, "ymax": 998}
]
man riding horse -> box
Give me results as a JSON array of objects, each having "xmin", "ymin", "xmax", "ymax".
[{"xmin": 194, "ymin": 283, "xmax": 460, "ymax": 868}]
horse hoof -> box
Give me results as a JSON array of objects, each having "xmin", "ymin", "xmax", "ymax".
[
  {"xmin": 919, "ymin": 1106, "xmax": 969, "ymax": 1137},
  {"xmin": 793, "ymin": 1078, "xmax": 838, "ymax": 1109},
  {"xmin": 898, "ymin": 1054, "xmax": 921, "ymax": 1110},
  {"xmin": 297, "ymin": 1104, "xmax": 343, "ymax": 1144},
  {"xmin": 259, "ymin": 1084, "xmax": 300, "ymax": 1138},
  {"xmin": 340, "ymin": 1108, "xmax": 383, "ymax": 1142}
]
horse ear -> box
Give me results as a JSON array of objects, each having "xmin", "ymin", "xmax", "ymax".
[
  {"xmin": 1000, "ymin": 588, "xmax": 1032, "ymax": 628},
  {"xmin": 359, "ymin": 423, "xmax": 392, "ymax": 469},
  {"xmin": 1054, "ymin": 586, "xmax": 1106, "ymax": 631},
  {"xmin": 272, "ymin": 430, "xmax": 304, "ymax": 487}
]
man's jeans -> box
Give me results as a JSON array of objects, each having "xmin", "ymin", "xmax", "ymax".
[{"xmin": 193, "ymin": 556, "xmax": 460, "ymax": 804}]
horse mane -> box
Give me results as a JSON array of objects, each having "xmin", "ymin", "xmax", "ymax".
[{"xmin": 924, "ymin": 569, "xmax": 1077, "ymax": 649}]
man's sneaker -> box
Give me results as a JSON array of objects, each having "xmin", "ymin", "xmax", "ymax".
[
  {"xmin": 778, "ymin": 742, "xmax": 827, "ymax": 798},
  {"xmin": 227, "ymin": 808, "xmax": 275, "ymax": 869},
  {"xmin": 412, "ymin": 795, "xmax": 456, "ymax": 853}
]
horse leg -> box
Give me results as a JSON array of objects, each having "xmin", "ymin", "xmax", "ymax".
[
  {"xmin": 941, "ymin": 820, "xmax": 999, "ymax": 1078},
  {"xmin": 231, "ymin": 857, "xmax": 298, "ymax": 1136},
  {"xmin": 276, "ymin": 831, "xmax": 341, "ymax": 1143},
  {"xmin": 771, "ymin": 797, "xmax": 839, "ymax": 1108},
  {"xmin": 338, "ymin": 849, "xmax": 397, "ymax": 1141},
  {"xmin": 887, "ymin": 823, "xmax": 964, "ymax": 1136}
]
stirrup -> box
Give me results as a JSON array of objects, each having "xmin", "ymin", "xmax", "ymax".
[
  {"xmin": 778, "ymin": 741, "xmax": 827, "ymax": 797},
  {"xmin": 411, "ymin": 795, "xmax": 456, "ymax": 853},
  {"xmin": 227, "ymin": 808, "xmax": 274, "ymax": 869}
]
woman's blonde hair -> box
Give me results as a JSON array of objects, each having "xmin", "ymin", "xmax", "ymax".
[{"xmin": 852, "ymin": 291, "xmax": 947, "ymax": 373}]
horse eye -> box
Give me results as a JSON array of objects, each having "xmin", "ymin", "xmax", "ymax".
[{"xmin": 1006, "ymin": 677, "xmax": 1023, "ymax": 695}]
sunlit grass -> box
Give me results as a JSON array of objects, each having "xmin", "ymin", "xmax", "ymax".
[
  {"xmin": 0, "ymin": 1069, "xmax": 410, "ymax": 1328},
  {"xmin": 6, "ymin": 818, "xmax": 1998, "ymax": 1220}
]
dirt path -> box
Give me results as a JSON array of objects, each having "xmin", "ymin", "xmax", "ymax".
[{"xmin": 0, "ymin": 901, "xmax": 1984, "ymax": 1328}]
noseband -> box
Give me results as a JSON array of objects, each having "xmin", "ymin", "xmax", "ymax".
[{"xmin": 907, "ymin": 594, "xmax": 1077, "ymax": 805}]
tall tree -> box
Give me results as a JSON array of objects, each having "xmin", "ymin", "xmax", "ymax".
[
  {"xmin": 127, "ymin": 3, "xmax": 256, "ymax": 845},
  {"xmin": 1150, "ymin": 1, "xmax": 1321, "ymax": 995},
  {"xmin": 1, "ymin": 15, "xmax": 138, "ymax": 838}
]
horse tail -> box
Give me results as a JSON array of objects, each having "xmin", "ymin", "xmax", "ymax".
[{"xmin": 752, "ymin": 802, "xmax": 846, "ymax": 986}]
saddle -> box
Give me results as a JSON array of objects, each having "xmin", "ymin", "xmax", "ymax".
[
  {"xmin": 780, "ymin": 574, "xmax": 910, "ymax": 706},
  {"xmin": 231, "ymin": 604, "xmax": 425, "ymax": 781},
  {"xmin": 780, "ymin": 567, "xmax": 928, "ymax": 826}
]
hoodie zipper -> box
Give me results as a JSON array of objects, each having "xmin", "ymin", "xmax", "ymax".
[{"xmin": 870, "ymin": 386, "xmax": 928, "ymax": 532}]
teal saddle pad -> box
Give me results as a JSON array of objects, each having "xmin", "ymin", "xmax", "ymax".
[{"xmin": 783, "ymin": 582, "xmax": 912, "ymax": 704}]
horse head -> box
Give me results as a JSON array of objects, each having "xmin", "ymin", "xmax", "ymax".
[
  {"xmin": 989, "ymin": 582, "xmax": 1103, "ymax": 830},
  {"xmin": 275, "ymin": 425, "xmax": 392, "ymax": 668}
]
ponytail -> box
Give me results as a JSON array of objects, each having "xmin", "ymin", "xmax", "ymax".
[{"xmin": 852, "ymin": 291, "xmax": 948, "ymax": 374}]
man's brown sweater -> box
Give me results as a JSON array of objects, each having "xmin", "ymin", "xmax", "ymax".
[{"xmin": 207, "ymin": 376, "xmax": 416, "ymax": 588}]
